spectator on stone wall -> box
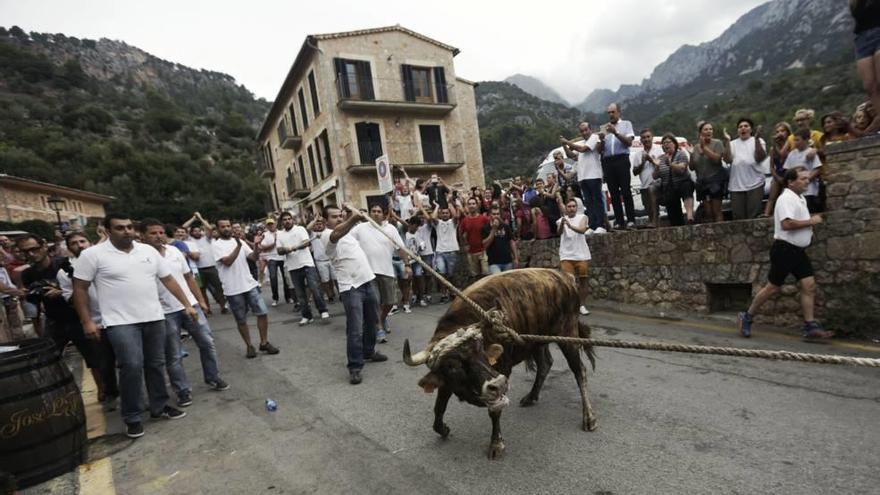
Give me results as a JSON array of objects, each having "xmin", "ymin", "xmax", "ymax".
[
  {"xmin": 819, "ymin": 111, "xmax": 856, "ymax": 147},
  {"xmin": 561, "ymin": 122, "xmax": 606, "ymax": 234},
  {"xmin": 529, "ymin": 195, "xmax": 554, "ymax": 240},
  {"xmin": 763, "ymin": 122, "xmax": 793, "ymax": 217},
  {"xmin": 784, "ymin": 128, "xmax": 824, "ymax": 213},
  {"xmin": 513, "ymin": 196, "xmax": 534, "ymax": 240},
  {"xmin": 653, "ymin": 133, "xmax": 695, "ymax": 226},
  {"xmin": 552, "ymin": 150, "xmax": 576, "ymax": 191},
  {"xmin": 850, "ymin": 0, "xmax": 880, "ymax": 134},
  {"xmin": 599, "ymin": 103, "xmax": 637, "ymax": 230},
  {"xmin": 557, "ymin": 197, "xmax": 592, "ymax": 316},
  {"xmin": 631, "ymin": 128, "xmax": 665, "ymax": 228},
  {"xmin": 851, "ymin": 101, "xmax": 875, "ymax": 138},
  {"xmin": 558, "ymin": 184, "xmax": 585, "ymax": 217},
  {"xmin": 481, "ymin": 206, "xmax": 518, "ymax": 274},
  {"xmin": 727, "ymin": 118, "xmax": 767, "ymax": 220},
  {"xmin": 782, "ymin": 109, "xmax": 824, "ymax": 162},
  {"xmin": 534, "ymin": 178, "xmax": 560, "ymax": 231},
  {"xmin": 689, "ymin": 122, "xmax": 730, "ymax": 223}
]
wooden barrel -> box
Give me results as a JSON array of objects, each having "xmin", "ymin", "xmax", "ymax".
[{"xmin": 0, "ymin": 338, "xmax": 87, "ymax": 489}]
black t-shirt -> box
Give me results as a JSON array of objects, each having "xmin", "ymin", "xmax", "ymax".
[
  {"xmin": 426, "ymin": 183, "xmax": 450, "ymax": 209},
  {"xmin": 852, "ymin": 1, "xmax": 880, "ymax": 34},
  {"xmin": 21, "ymin": 257, "xmax": 79, "ymax": 323},
  {"xmin": 481, "ymin": 223, "xmax": 514, "ymax": 265}
]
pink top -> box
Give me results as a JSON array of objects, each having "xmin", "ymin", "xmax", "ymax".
[{"xmin": 533, "ymin": 208, "xmax": 552, "ymax": 240}]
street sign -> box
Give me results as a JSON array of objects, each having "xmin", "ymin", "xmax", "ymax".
[{"xmin": 375, "ymin": 154, "xmax": 393, "ymax": 194}]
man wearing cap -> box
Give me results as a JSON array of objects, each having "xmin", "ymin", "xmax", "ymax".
[{"xmin": 259, "ymin": 217, "xmax": 293, "ymax": 307}]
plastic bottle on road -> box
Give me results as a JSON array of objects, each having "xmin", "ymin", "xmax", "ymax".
[{"xmin": 265, "ymin": 399, "xmax": 277, "ymax": 412}]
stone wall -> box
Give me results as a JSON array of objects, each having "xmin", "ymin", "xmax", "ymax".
[{"xmin": 518, "ymin": 135, "xmax": 880, "ymax": 339}]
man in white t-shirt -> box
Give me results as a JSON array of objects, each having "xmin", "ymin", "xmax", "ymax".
[
  {"xmin": 561, "ymin": 122, "xmax": 606, "ymax": 234},
  {"xmin": 307, "ymin": 216, "xmax": 338, "ymax": 303},
  {"xmin": 429, "ymin": 203, "xmax": 460, "ymax": 303},
  {"xmin": 276, "ymin": 211, "xmax": 329, "ymax": 325},
  {"xmin": 350, "ymin": 203, "xmax": 411, "ymax": 342},
  {"xmin": 631, "ymin": 128, "xmax": 665, "ymax": 228},
  {"xmin": 783, "ymin": 128, "xmax": 823, "ymax": 213},
  {"xmin": 212, "ymin": 218, "xmax": 280, "ymax": 358},
  {"xmin": 738, "ymin": 168, "xmax": 832, "ymax": 341},
  {"xmin": 259, "ymin": 217, "xmax": 293, "ymax": 307},
  {"xmin": 556, "ymin": 198, "xmax": 593, "ymax": 316},
  {"xmin": 322, "ymin": 204, "xmax": 388, "ymax": 385},
  {"xmin": 73, "ymin": 214, "xmax": 195, "ymax": 439},
  {"xmin": 141, "ymin": 220, "xmax": 229, "ymax": 409},
  {"xmin": 184, "ymin": 213, "xmax": 227, "ymax": 315}
]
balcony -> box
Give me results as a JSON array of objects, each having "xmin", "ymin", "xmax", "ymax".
[
  {"xmin": 289, "ymin": 187, "xmax": 310, "ymax": 199},
  {"xmin": 335, "ymin": 75, "xmax": 456, "ymax": 116},
  {"xmin": 257, "ymin": 155, "xmax": 275, "ymax": 179},
  {"xmin": 277, "ymin": 124, "xmax": 302, "ymax": 150},
  {"xmin": 343, "ymin": 141, "xmax": 465, "ymax": 173}
]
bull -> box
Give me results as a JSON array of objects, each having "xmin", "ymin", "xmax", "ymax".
[{"xmin": 403, "ymin": 268, "xmax": 598, "ymax": 459}]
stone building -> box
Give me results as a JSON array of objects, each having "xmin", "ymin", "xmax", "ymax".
[
  {"xmin": 256, "ymin": 25, "xmax": 485, "ymax": 214},
  {"xmin": 0, "ymin": 174, "xmax": 113, "ymax": 229}
]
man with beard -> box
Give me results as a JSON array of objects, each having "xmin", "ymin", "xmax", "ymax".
[
  {"xmin": 184, "ymin": 213, "xmax": 227, "ymax": 315},
  {"xmin": 73, "ymin": 214, "xmax": 194, "ymax": 438},
  {"xmin": 212, "ymin": 219, "xmax": 279, "ymax": 358},
  {"xmin": 276, "ymin": 211, "xmax": 329, "ymax": 326}
]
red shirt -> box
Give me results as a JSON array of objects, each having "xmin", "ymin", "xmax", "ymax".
[{"xmin": 459, "ymin": 214, "xmax": 490, "ymax": 253}]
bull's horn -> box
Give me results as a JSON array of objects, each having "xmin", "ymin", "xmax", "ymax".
[{"xmin": 403, "ymin": 339, "xmax": 429, "ymax": 366}]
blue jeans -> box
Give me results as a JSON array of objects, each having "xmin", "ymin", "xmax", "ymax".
[
  {"xmin": 434, "ymin": 251, "xmax": 458, "ymax": 275},
  {"xmin": 267, "ymin": 259, "xmax": 292, "ymax": 303},
  {"xmin": 289, "ymin": 266, "xmax": 327, "ymax": 319},
  {"xmin": 579, "ymin": 178, "xmax": 605, "ymax": 230},
  {"xmin": 104, "ymin": 320, "xmax": 169, "ymax": 424},
  {"xmin": 488, "ymin": 262, "xmax": 514, "ymax": 274},
  {"xmin": 164, "ymin": 306, "xmax": 221, "ymax": 394},
  {"xmin": 340, "ymin": 282, "xmax": 379, "ymax": 371}
]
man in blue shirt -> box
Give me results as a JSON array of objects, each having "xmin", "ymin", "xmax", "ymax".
[{"xmin": 600, "ymin": 103, "xmax": 637, "ymax": 230}]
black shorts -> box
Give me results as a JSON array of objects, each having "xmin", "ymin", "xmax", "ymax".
[
  {"xmin": 696, "ymin": 173, "xmax": 727, "ymax": 201},
  {"xmin": 47, "ymin": 319, "xmax": 103, "ymax": 369},
  {"xmin": 768, "ymin": 240, "xmax": 814, "ymax": 286}
]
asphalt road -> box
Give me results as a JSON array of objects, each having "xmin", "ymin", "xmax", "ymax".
[{"xmin": 23, "ymin": 293, "xmax": 880, "ymax": 495}]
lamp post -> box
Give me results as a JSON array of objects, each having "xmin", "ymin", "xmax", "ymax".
[{"xmin": 46, "ymin": 194, "xmax": 66, "ymax": 233}]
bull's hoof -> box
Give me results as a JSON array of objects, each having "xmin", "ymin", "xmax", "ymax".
[
  {"xmin": 583, "ymin": 416, "xmax": 599, "ymax": 432},
  {"xmin": 434, "ymin": 423, "xmax": 450, "ymax": 438},
  {"xmin": 519, "ymin": 394, "xmax": 538, "ymax": 407},
  {"xmin": 487, "ymin": 440, "xmax": 505, "ymax": 460}
]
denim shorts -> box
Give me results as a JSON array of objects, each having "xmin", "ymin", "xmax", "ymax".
[
  {"xmin": 855, "ymin": 27, "xmax": 880, "ymax": 60},
  {"xmin": 434, "ymin": 251, "xmax": 458, "ymax": 275},
  {"xmin": 413, "ymin": 254, "xmax": 433, "ymax": 277},
  {"xmin": 226, "ymin": 287, "xmax": 268, "ymax": 324},
  {"xmin": 392, "ymin": 259, "xmax": 409, "ymax": 279}
]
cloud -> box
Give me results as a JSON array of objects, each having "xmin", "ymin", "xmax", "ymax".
[{"xmin": 1, "ymin": 0, "xmax": 771, "ymax": 103}]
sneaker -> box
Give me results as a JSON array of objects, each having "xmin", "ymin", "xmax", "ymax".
[
  {"xmin": 626, "ymin": 221, "xmax": 636, "ymax": 230},
  {"xmin": 220, "ymin": 305, "xmax": 229, "ymax": 314},
  {"xmin": 403, "ymin": 304, "xmax": 412, "ymax": 314},
  {"xmin": 349, "ymin": 370, "xmax": 363, "ymax": 385},
  {"xmin": 271, "ymin": 300, "xmax": 278, "ymax": 307},
  {"xmin": 419, "ymin": 299, "xmax": 428, "ymax": 307},
  {"xmin": 286, "ymin": 299, "xmax": 294, "ymax": 304},
  {"xmin": 150, "ymin": 405, "xmax": 187, "ymax": 420},
  {"xmin": 738, "ymin": 312, "xmax": 753, "ymax": 338},
  {"xmin": 579, "ymin": 305, "xmax": 590, "ymax": 316},
  {"xmin": 368, "ymin": 352, "xmax": 389, "ymax": 362},
  {"xmin": 299, "ymin": 317, "xmax": 314, "ymax": 326},
  {"xmin": 425, "ymin": 295, "xmax": 432, "ymax": 303},
  {"xmin": 388, "ymin": 305, "xmax": 400, "ymax": 317},
  {"xmin": 802, "ymin": 321, "xmax": 834, "ymax": 340},
  {"xmin": 377, "ymin": 329, "xmax": 388, "ymax": 343},
  {"xmin": 594, "ymin": 227, "xmax": 607, "ymax": 235},
  {"xmin": 260, "ymin": 342, "xmax": 280, "ymax": 354},
  {"xmin": 320, "ymin": 311, "xmax": 330, "ymax": 320},
  {"xmin": 206, "ymin": 378, "xmax": 230, "ymax": 391},
  {"xmin": 126, "ymin": 422, "xmax": 145, "ymax": 438},
  {"xmin": 246, "ymin": 346, "xmax": 257, "ymax": 358},
  {"xmin": 177, "ymin": 392, "xmax": 193, "ymax": 408}
]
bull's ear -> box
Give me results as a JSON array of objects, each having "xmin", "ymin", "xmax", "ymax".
[
  {"xmin": 418, "ymin": 372, "xmax": 444, "ymax": 394},
  {"xmin": 486, "ymin": 344, "xmax": 504, "ymax": 366}
]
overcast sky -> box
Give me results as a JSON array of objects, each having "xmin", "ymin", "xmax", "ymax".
[{"xmin": 1, "ymin": 0, "xmax": 770, "ymax": 104}]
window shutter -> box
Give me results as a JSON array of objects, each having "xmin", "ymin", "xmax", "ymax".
[
  {"xmin": 433, "ymin": 66, "xmax": 448, "ymax": 103},
  {"xmin": 359, "ymin": 61, "xmax": 375, "ymax": 100},
  {"xmin": 401, "ymin": 64, "xmax": 415, "ymax": 102},
  {"xmin": 334, "ymin": 58, "xmax": 350, "ymax": 98}
]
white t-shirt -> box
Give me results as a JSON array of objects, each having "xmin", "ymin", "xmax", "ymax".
[
  {"xmin": 350, "ymin": 222, "xmax": 403, "ymax": 277},
  {"xmin": 0, "ymin": 267, "xmax": 12, "ymax": 300},
  {"xmin": 398, "ymin": 194, "xmax": 415, "ymax": 221},
  {"xmin": 435, "ymin": 218, "xmax": 459, "ymax": 253},
  {"xmin": 575, "ymin": 134, "xmax": 602, "ymax": 181},
  {"xmin": 774, "ymin": 188, "xmax": 813, "ymax": 248},
  {"xmin": 190, "ymin": 235, "xmax": 216, "ymax": 269},
  {"xmin": 322, "ymin": 229, "xmax": 374, "ymax": 292},
  {"xmin": 157, "ymin": 245, "xmax": 198, "ymax": 314},
  {"xmin": 415, "ymin": 223, "xmax": 434, "ymax": 256},
  {"xmin": 310, "ymin": 230, "xmax": 330, "ymax": 262},
  {"xmin": 783, "ymin": 148, "xmax": 822, "ymax": 197},
  {"xmin": 631, "ymin": 145, "xmax": 664, "ymax": 189},
  {"xmin": 211, "ymin": 238, "xmax": 259, "ymax": 296},
  {"xmin": 74, "ymin": 241, "xmax": 171, "ymax": 327},
  {"xmin": 276, "ymin": 226, "xmax": 314, "ymax": 270},
  {"xmin": 729, "ymin": 137, "xmax": 767, "ymax": 192},
  {"xmin": 58, "ymin": 257, "xmax": 102, "ymax": 325},
  {"xmin": 557, "ymin": 214, "xmax": 592, "ymax": 261},
  {"xmin": 259, "ymin": 230, "xmax": 285, "ymax": 262}
]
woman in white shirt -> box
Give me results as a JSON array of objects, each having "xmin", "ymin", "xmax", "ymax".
[{"xmin": 726, "ymin": 118, "xmax": 768, "ymax": 220}]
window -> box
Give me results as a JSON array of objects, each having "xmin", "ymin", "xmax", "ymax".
[
  {"xmin": 411, "ymin": 68, "xmax": 432, "ymax": 102},
  {"xmin": 402, "ymin": 65, "xmax": 448, "ymax": 103},
  {"xmin": 298, "ymin": 88, "xmax": 309, "ymax": 130},
  {"xmin": 313, "ymin": 137, "xmax": 324, "ymax": 181},
  {"xmin": 298, "ymin": 156, "xmax": 308, "ymax": 188},
  {"xmin": 286, "ymin": 167, "xmax": 294, "ymax": 193},
  {"xmin": 354, "ymin": 122, "xmax": 383, "ymax": 165},
  {"xmin": 319, "ymin": 130, "xmax": 333, "ymax": 174},
  {"xmin": 333, "ymin": 58, "xmax": 374, "ymax": 100},
  {"xmin": 308, "ymin": 71, "xmax": 320, "ymax": 116},
  {"xmin": 287, "ymin": 103, "xmax": 299, "ymax": 136},
  {"xmin": 307, "ymin": 145, "xmax": 318, "ymax": 184},
  {"xmin": 276, "ymin": 120, "xmax": 288, "ymax": 143},
  {"xmin": 419, "ymin": 125, "xmax": 444, "ymax": 163}
]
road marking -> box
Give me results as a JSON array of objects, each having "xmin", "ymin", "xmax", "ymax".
[
  {"xmin": 80, "ymin": 369, "xmax": 107, "ymax": 439},
  {"xmin": 590, "ymin": 309, "xmax": 880, "ymax": 354},
  {"xmin": 78, "ymin": 457, "xmax": 115, "ymax": 494}
]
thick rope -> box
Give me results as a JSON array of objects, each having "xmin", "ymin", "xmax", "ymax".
[{"xmin": 355, "ymin": 212, "xmax": 878, "ymax": 368}]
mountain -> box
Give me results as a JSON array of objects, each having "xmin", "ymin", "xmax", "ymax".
[
  {"xmin": 0, "ymin": 25, "xmax": 271, "ymax": 223},
  {"xmin": 504, "ymin": 74, "xmax": 569, "ymax": 106},
  {"xmin": 575, "ymin": 84, "xmax": 641, "ymax": 113}
]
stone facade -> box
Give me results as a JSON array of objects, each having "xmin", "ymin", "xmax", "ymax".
[
  {"xmin": 257, "ymin": 26, "xmax": 485, "ymax": 216},
  {"xmin": 0, "ymin": 175, "xmax": 112, "ymax": 228},
  {"xmin": 516, "ymin": 136, "xmax": 880, "ymax": 339}
]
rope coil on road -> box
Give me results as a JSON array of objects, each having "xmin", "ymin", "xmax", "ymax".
[{"xmin": 355, "ymin": 211, "xmax": 879, "ymax": 368}]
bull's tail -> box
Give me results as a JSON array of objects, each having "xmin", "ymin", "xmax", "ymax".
[{"xmin": 578, "ymin": 321, "xmax": 597, "ymax": 370}]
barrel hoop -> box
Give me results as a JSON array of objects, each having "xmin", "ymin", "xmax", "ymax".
[
  {"xmin": 0, "ymin": 374, "xmax": 75, "ymax": 406},
  {"xmin": 0, "ymin": 421, "xmax": 85, "ymax": 454},
  {"xmin": 0, "ymin": 356, "xmax": 60, "ymax": 380}
]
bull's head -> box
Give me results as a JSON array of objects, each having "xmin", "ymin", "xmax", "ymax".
[{"xmin": 403, "ymin": 326, "xmax": 509, "ymax": 411}]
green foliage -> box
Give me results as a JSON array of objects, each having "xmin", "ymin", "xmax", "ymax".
[{"xmin": 0, "ymin": 29, "xmax": 272, "ymax": 223}]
